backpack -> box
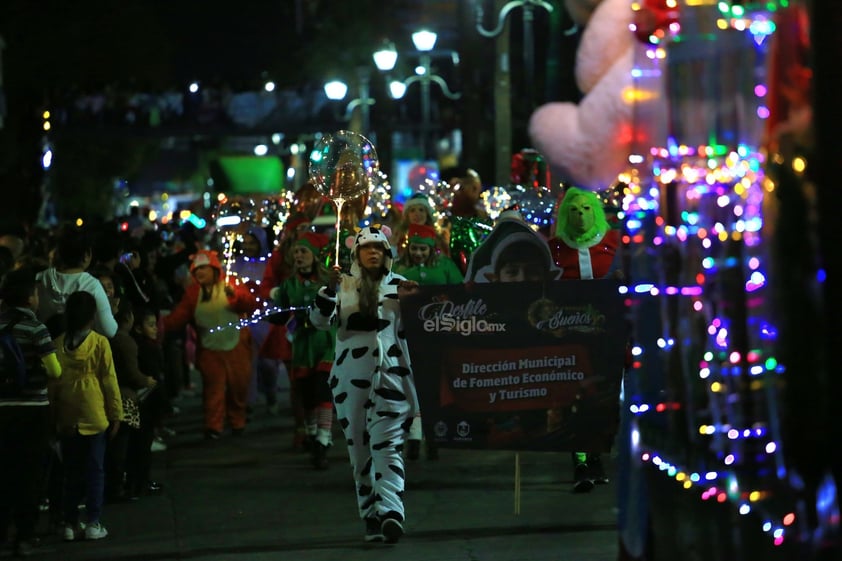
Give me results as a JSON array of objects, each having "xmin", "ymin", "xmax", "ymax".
[{"xmin": 0, "ymin": 314, "xmax": 28, "ymax": 398}]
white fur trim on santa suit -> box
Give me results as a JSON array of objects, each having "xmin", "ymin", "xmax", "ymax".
[
  {"xmin": 578, "ymin": 246, "xmax": 594, "ymax": 280},
  {"xmin": 550, "ymin": 228, "xmax": 619, "ymax": 280}
]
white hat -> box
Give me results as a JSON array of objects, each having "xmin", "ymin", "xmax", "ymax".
[{"xmin": 350, "ymin": 225, "xmax": 393, "ymax": 277}]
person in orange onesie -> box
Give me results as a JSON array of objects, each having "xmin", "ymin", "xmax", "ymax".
[
  {"xmin": 548, "ymin": 187, "xmax": 621, "ymax": 492},
  {"xmin": 162, "ymin": 250, "xmax": 258, "ymax": 440}
]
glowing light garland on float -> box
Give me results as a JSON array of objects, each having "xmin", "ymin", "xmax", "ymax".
[
  {"xmin": 619, "ymin": 2, "xmax": 803, "ymax": 547},
  {"xmin": 621, "ymin": 147, "xmax": 793, "ymax": 545}
]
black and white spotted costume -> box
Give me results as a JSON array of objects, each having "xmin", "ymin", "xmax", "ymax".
[{"xmin": 310, "ymin": 227, "xmax": 420, "ymax": 523}]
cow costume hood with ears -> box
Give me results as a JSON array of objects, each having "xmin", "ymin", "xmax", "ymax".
[{"xmin": 348, "ymin": 225, "xmax": 393, "ymax": 278}]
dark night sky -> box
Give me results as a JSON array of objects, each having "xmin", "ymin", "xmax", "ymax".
[
  {"xmin": 0, "ymin": 1, "xmax": 461, "ymax": 94},
  {"xmin": 1, "ymin": 1, "xmax": 308, "ymax": 92},
  {"xmin": 0, "ymin": 0, "xmax": 575, "ymax": 223}
]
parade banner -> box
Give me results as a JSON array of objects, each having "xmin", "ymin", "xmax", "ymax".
[{"xmin": 402, "ymin": 279, "xmax": 626, "ymax": 452}]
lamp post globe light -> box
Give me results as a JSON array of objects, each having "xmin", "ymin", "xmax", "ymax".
[
  {"xmin": 373, "ymin": 41, "xmax": 398, "ymax": 73},
  {"xmin": 323, "ymin": 80, "xmax": 349, "ymax": 101},
  {"xmin": 381, "ymin": 29, "xmax": 460, "ymax": 160},
  {"xmin": 322, "ymin": 68, "xmax": 375, "ymax": 138}
]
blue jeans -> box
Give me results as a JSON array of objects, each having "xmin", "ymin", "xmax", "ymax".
[{"xmin": 61, "ymin": 431, "xmax": 107, "ymax": 525}]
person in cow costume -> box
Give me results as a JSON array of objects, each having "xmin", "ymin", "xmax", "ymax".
[
  {"xmin": 310, "ymin": 226, "xmax": 420, "ymax": 544},
  {"xmin": 548, "ymin": 186, "xmax": 620, "ymax": 492}
]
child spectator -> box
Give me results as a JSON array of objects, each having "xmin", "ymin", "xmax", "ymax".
[
  {"xmin": 50, "ymin": 291, "xmax": 122, "ymax": 541},
  {"xmin": 131, "ymin": 307, "xmax": 168, "ymax": 494},
  {"xmin": 0, "ymin": 268, "xmax": 62, "ymax": 557},
  {"xmin": 106, "ymin": 301, "xmax": 157, "ymax": 503},
  {"xmin": 90, "ymin": 266, "xmax": 122, "ymax": 317}
]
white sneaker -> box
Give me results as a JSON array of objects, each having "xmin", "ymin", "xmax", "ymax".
[
  {"xmin": 62, "ymin": 522, "xmax": 85, "ymax": 541},
  {"xmin": 84, "ymin": 522, "xmax": 108, "ymax": 540}
]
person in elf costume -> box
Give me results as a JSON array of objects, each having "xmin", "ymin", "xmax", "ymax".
[
  {"xmin": 390, "ymin": 194, "xmax": 448, "ymax": 259},
  {"xmin": 392, "ymin": 223, "xmax": 462, "ymax": 460},
  {"xmin": 269, "ymin": 232, "xmax": 336, "ymax": 470},
  {"xmin": 548, "ymin": 186, "xmax": 620, "ymax": 492},
  {"xmin": 393, "ymin": 224, "xmax": 463, "ymax": 286},
  {"xmin": 260, "ymin": 214, "xmax": 310, "ymax": 444},
  {"xmin": 162, "ymin": 250, "xmax": 258, "ymax": 440}
]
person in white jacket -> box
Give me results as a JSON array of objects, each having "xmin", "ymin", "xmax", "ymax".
[
  {"xmin": 36, "ymin": 226, "xmax": 118, "ymax": 338},
  {"xmin": 310, "ymin": 226, "xmax": 419, "ymax": 544}
]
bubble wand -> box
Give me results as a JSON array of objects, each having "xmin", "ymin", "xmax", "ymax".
[{"xmin": 332, "ymin": 195, "xmax": 346, "ymax": 267}]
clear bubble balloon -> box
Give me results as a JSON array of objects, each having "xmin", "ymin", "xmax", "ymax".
[
  {"xmin": 294, "ymin": 182, "xmax": 326, "ymax": 220},
  {"xmin": 261, "ymin": 190, "xmax": 296, "ymax": 235},
  {"xmin": 364, "ymin": 171, "xmax": 392, "ymax": 224},
  {"xmin": 596, "ymin": 181, "xmax": 627, "ymax": 211},
  {"xmin": 308, "ymin": 130, "xmax": 379, "ymax": 202},
  {"xmin": 510, "ymin": 184, "xmax": 564, "ymax": 230},
  {"xmin": 480, "ymin": 186, "xmax": 513, "ymax": 221},
  {"xmin": 416, "ymin": 178, "xmax": 453, "ymax": 220}
]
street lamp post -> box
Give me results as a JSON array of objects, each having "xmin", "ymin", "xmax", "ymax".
[
  {"xmin": 475, "ymin": 0, "xmax": 556, "ymax": 183},
  {"xmin": 323, "ymin": 67, "xmax": 375, "ymax": 138},
  {"xmin": 475, "ymin": 0, "xmax": 555, "ymax": 110},
  {"xmin": 375, "ymin": 30, "xmax": 460, "ymax": 160}
]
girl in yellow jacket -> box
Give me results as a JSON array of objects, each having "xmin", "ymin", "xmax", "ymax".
[{"xmin": 50, "ymin": 291, "xmax": 122, "ymax": 542}]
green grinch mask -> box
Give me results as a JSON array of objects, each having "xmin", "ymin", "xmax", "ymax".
[
  {"xmin": 566, "ymin": 194, "xmax": 595, "ymax": 234},
  {"xmin": 555, "ymin": 187, "xmax": 609, "ymax": 247}
]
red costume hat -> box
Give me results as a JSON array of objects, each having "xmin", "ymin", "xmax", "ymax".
[
  {"xmin": 284, "ymin": 214, "xmax": 311, "ymax": 233},
  {"xmin": 190, "ymin": 249, "xmax": 222, "ymax": 274},
  {"xmin": 407, "ymin": 224, "xmax": 437, "ymax": 247},
  {"xmin": 294, "ymin": 231, "xmax": 330, "ymax": 256}
]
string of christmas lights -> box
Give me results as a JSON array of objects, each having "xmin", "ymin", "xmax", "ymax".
[
  {"xmin": 207, "ymin": 305, "xmax": 311, "ymax": 334},
  {"xmin": 620, "ymin": 1, "xmax": 802, "ymax": 549}
]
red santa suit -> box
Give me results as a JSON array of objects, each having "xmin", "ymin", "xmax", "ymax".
[{"xmin": 549, "ymin": 228, "xmax": 620, "ymax": 280}]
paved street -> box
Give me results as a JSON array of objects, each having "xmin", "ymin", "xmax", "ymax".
[{"xmin": 11, "ymin": 390, "xmax": 620, "ymax": 561}]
